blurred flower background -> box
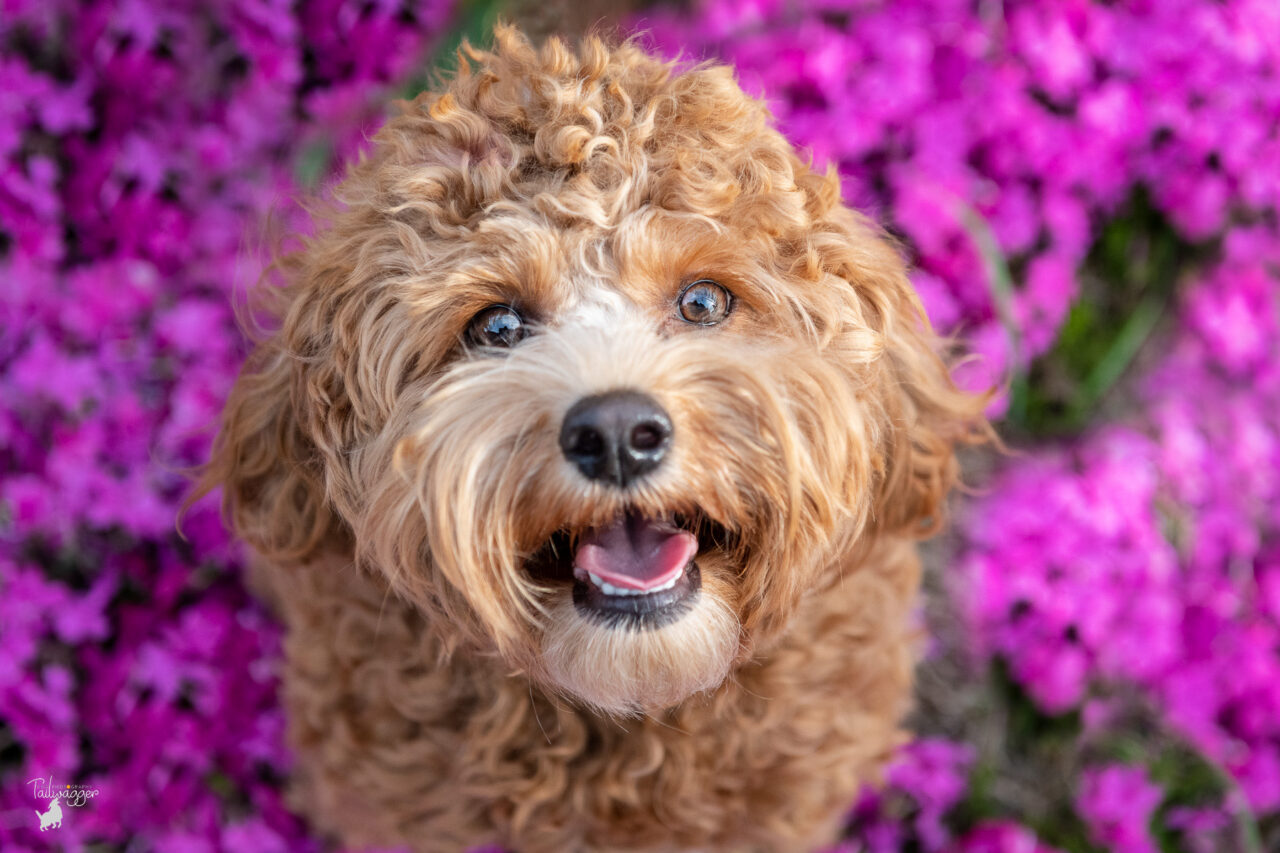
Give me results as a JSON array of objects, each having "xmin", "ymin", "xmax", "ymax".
[{"xmin": 1, "ymin": 0, "xmax": 1278, "ymax": 850}]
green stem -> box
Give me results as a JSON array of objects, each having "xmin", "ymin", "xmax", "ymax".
[
  {"xmin": 1154, "ymin": 716, "xmax": 1265, "ymax": 853},
  {"xmin": 1070, "ymin": 291, "xmax": 1165, "ymax": 425},
  {"xmin": 1203, "ymin": 754, "xmax": 1264, "ymax": 853},
  {"xmin": 956, "ymin": 202, "xmax": 1028, "ymax": 425}
]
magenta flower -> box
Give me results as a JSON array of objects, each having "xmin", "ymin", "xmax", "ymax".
[
  {"xmin": 1077, "ymin": 764, "xmax": 1163, "ymax": 853},
  {"xmin": 954, "ymin": 820, "xmax": 1065, "ymax": 853}
]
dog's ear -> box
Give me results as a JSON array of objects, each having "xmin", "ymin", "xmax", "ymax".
[
  {"xmin": 806, "ymin": 172, "xmax": 991, "ymax": 537},
  {"xmin": 196, "ymin": 337, "xmax": 340, "ymax": 565},
  {"xmin": 867, "ymin": 268, "xmax": 990, "ymax": 536},
  {"xmin": 192, "ymin": 253, "xmax": 357, "ymax": 566}
]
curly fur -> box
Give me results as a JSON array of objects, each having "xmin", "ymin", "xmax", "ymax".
[{"xmin": 197, "ymin": 27, "xmax": 988, "ymax": 853}]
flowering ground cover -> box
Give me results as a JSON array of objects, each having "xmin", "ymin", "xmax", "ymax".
[{"xmin": 2, "ymin": 0, "xmax": 1279, "ymax": 850}]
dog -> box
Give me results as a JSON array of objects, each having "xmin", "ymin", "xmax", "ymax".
[
  {"xmin": 36, "ymin": 795, "xmax": 62, "ymax": 831},
  {"xmin": 200, "ymin": 27, "xmax": 986, "ymax": 853}
]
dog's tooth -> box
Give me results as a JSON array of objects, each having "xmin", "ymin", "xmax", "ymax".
[{"xmin": 585, "ymin": 570, "xmax": 677, "ymax": 596}]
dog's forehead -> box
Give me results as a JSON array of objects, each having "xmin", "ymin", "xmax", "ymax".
[
  {"xmin": 541, "ymin": 233, "xmax": 655, "ymax": 329},
  {"xmin": 559, "ymin": 279, "xmax": 634, "ymax": 328},
  {"xmin": 462, "ymin": 204, "xmax": 725, "ymax": 324}
]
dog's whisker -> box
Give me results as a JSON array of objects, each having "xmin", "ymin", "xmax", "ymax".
[
  {"xmin": 374, "ymin": 567, "xmax": 397, "ymax": 642},
  {"xmin": 529, "ymin": 685, "xmax": 553, "ymax": 746}
]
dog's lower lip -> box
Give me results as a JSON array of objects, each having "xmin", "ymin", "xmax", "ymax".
[
  {"xmin": 572, "ymin": 561, "xmax": 700, "ymax": 629},
  {"xmin": 522, "ymin": 513, "xmax": 727, "ymax": 625}
]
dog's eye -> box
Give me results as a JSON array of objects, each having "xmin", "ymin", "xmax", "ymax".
[
  {"xmin": 678, "ymin": 280, "xmax": 733, "ymax": 325},
  {"xmin": 467, "ymin": 305, "xmax": 526, "ymax": 348}
]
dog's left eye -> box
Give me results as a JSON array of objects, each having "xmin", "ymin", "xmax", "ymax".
[
  {"xmin": 467, "ymin": 305, "xmax": 526, "ymax": 348},
  {"xmin": 678, "ymin": 280, "xmax": 733, "ymax": 325}
]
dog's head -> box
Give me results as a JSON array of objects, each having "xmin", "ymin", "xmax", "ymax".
[{"xmin": 203, "ymin": 28, "xmax": 985, "ymax": 715}]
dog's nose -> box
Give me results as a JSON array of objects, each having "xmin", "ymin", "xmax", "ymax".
[{"xmin": 560, "ymin": 391, "xmax": 672, "ymax": 488}]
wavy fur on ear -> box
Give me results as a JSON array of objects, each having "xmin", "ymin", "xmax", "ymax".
[
  {"xmin": 195, "ymin": 25, "xmax": 992, "ymax": 853},
  {"xmin": 196, "ymin": 350, "xmax": 330, "ymax": 564},
  {"xmin": 192, "ymin": 249, "xmax": 360, "ymax": 566},
  {"xmin": 812, "ymin": 191, "xmax": 992, "ymax": 537}
]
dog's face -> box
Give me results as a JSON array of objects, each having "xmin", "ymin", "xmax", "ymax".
[{"xmin": 206, "ymin": 30, "xmax": 980, "ymax": 715}]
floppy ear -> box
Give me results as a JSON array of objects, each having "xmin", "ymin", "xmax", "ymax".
[
  {"xmin": 868, "ymin": 267, "xmax": 991, "ymax": 536},
  {"xmin": 807, "ymin": 173, "xmax": 991, "ymax": 537},
  {"xmin": 196, "ymin": 336, "xmax": 342, "ymax": 565},
  {"xmin": 194, "ymin": 134, "xmax": 423, "ymax": 568},
  {"xmin": 190, "ymin": 235, "xmax": 366, "ymax": 566}
]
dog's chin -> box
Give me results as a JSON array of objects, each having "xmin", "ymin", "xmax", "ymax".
[
  {"xmin": 528, "ymin": 514, "xmax": 742, "ymax": 717},
  {"xmin": 540, "ymin": 584, "xmax": 739, "ymax": 716}
]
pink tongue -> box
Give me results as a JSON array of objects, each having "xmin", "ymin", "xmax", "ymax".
[{"xmin": 574, "ymin": 514, "xmax": 698, "ymax": 591}]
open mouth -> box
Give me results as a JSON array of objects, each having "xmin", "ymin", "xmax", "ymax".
[{"xmin": 527, "ymin": 511, "xmax": 728, "ymax": 630}]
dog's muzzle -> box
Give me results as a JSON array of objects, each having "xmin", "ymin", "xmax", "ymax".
[
  {"xmin": 559, "ymin": 390, "xmax": 671, "ymax": 488},
  {"xmin": 542, "ymin": 391, "xmax": 707, "ymax": 628}
]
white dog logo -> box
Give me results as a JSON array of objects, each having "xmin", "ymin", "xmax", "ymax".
[{"xmin": 36, "ymin": 795, "xmax": 62, "ymax": 831}]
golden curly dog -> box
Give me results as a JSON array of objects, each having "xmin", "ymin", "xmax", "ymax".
[{"xmin": 200, "ymin": 26, "xmax": 987, "ymax": 853}]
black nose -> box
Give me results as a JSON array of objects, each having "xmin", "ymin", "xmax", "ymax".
[{"xmin": 560, "ymin": 391, "xmax": 672, "ymax": 488}]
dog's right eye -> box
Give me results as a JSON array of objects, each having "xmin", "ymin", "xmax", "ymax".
[
  {"xmin": 467, "ymin": 305, "xmax": 527, "ymax": 349},
  {"xmin": 678, "ymin": 280, "xmax": 733, "ymax": 325}
]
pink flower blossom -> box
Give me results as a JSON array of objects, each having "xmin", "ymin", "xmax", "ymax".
[{"xmin": 1077, "ymin": 764, "xmax": 1163, "ymax": 853}]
